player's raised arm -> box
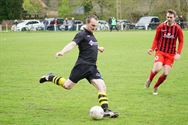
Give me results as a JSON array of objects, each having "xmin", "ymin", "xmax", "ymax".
[{"xmin": 56, "ymin": 41, "xmax": 77, "ymax": 57}]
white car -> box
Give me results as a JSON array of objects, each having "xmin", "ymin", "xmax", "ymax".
[
  {"xmin": 97, "ymin": 20, "xmax": 109, "ymax": 31},
  {"xmin": 16, "ymin": 20, "xmax": 45, "ymax": 31}
]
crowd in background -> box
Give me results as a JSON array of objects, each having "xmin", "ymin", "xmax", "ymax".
[{"xmin": 0, "ymin": 15, "xmax": 187, "ymax": 32}]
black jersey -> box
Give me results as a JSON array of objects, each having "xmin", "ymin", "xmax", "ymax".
[{"xmin": 73, "ymin": 29, "xmax": 98, "ymax": 65}]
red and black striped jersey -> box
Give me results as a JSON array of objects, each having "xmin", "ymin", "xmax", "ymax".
[{"xmin": 151, "ymin": 21, "xmax": 183, "ymax": 54}]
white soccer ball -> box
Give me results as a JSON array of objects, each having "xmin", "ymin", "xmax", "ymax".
[{"xmin": 89, "ymin": 106, "xmax": 104, "ymax": 120}]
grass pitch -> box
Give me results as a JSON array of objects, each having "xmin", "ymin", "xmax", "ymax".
[{"xmin": 0, "ymin": 31, "xmax": 188, "ymax": 125}]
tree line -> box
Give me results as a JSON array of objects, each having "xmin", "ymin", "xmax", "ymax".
[{"xmin": 0, "ymin": 0, "xmax": 188, "ymax": 22}]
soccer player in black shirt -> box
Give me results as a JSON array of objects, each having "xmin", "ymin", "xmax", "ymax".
[{"xmin": 39, "ymin": 15, "xmax": 119, "ymax": 118}]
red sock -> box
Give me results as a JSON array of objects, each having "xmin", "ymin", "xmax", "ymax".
[
  {"xmin": 154, "ymin": 74, "xmax": 167, "ymax": 88},
  {"xmin": 149, "ymin": 70, "xmax": 157, "ymax": 81}
]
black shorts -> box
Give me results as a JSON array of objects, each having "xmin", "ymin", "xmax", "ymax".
[{"xmin": 69, "ymin": 64, "xmax": 103, "ymax": 83}]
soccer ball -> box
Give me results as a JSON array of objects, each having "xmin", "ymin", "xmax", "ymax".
[{"xmin": 89, "ymin": 106, "xmax": 104, "ymax": 120}]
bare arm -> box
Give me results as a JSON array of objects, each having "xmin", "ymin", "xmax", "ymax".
[{"xmin": 56, "ymin": 41, "xmax": 77, "ymax": 57}]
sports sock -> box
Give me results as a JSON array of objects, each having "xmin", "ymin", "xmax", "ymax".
[
  {"xmin": 154, "ymin": 74, "xmax": 167, "ymax": 88},
  {"xmin": 98, "ymin": 92, "xmax": 109, "ymax": 111},
  {"xmin": 50, "ymin": 76, "xmax": 66, "ymax": 86},
  {"xmin": 149, "ymin": 70, "xmax": 157, "ymax": 81}
]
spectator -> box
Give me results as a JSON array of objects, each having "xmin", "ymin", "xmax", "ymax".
[
  {"xmin": 108, "ymin": 17, "xmax": 112, "ymax": 31},
  {"xmin": 14, "ymin": 20, "xmax": 18, "ymax": 26},
  {"xmin": 110, "ymin": 17, "xmax": 118, "ymax": 31},
  {"xmin": 11, "ymin": 20, "xmax": 18, "ymax": 31},
  {"xmin": 64, "ymin": 18, "xmax": 69, "ymax": 31},
  {"xmin": 54, "ymin": 18, "xmax": 58, "ymax": 31},
  {"xmin": 70, "ymin": 17, "xmax": 75, "ymax": 31},
  {"xmin": 179, "ymin": 15, "xmax": 184, "ymax": 29},
  {"xmin": 43, "ymin": 19, "xmax": 48, "ymax": 30}
]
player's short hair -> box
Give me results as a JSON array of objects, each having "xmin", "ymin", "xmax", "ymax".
[
  {"xmin": 167, "ymin": 9, "xmax": 177, "ymax": 17},
  {"xmin": 86, "ymin": 15, "xmax": 98, "ymax": 24}
]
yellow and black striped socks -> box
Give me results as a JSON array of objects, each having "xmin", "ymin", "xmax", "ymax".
[
  {"xmin": 50, "ymin": 76, "xmax": 66, "ymax": 86},
  {"xmin": 98, "ymin": 92, "xmax": 109, "ymax": 111}
]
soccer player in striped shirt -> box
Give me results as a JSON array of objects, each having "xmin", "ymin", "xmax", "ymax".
[{"xmin": 145, "ymin": 9, "xmax": 184, "ymax": 95}]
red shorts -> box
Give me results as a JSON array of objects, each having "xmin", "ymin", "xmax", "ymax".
[{"xmin": 154, "ymin": 51, "xmax": 175, "ymax": 67}]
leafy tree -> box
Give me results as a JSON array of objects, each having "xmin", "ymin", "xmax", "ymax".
[
  {"xmin": 0, "ymin": 1, "xmax": 7, "ymax": 21},
  {"xmin": 93, "ymin": 0, "xmax": 114, "ymax": 19},
  {"xmin": 59, "ymin": 0, "xmax": 71, "ymax": 17},
  {"xmin": 23, "ymin": 0, "xmax": 42, "ymax": 16},
  {"xmin": 117, "ymin": 0, "xmax": 188, "ymax": 22},
  {"xmin": 82, "ymin": 0, "xmax": 93, "ymax": 14},
  {"xmin": 0, "ymin": 0, "xmax": 23, "ymax": 21}
]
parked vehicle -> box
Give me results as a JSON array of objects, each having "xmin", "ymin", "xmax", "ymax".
[
  {"xmin": 59, "ymin": 19, "xmax": 83, "ymax": 31},
  {"xmin": 16, "ymin": 20, "xmax": 44, "ymax": 31},
  {"xmin": 117, "ymin": 19, "xmax": 135, "ymax": 30},
  {"xmin": 97, "ymin": 20, "xmax": 109, "ymax": 30},
  {"xmin": 74, "ymin": 20, "xmax": 84, "ymax": 30},
  {"xmin": 135, "ymin": 16, "xmax": 160, "ymax": 30},
  {"xmin": 81, "ymin": 20, "xmax": 109, "ymax": 31},
  {"xmin": 43, "ymin": 18, "xmax": 64, "ymax": 30}
]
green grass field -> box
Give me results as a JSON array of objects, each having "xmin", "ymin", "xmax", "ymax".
[{"xmin": 0, "ymin": 31, "xmax": 188, "ymax": 125}]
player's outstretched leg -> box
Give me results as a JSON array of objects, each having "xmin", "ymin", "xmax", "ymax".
[
  {"xmin": 39, "ymin": 73, "xmax": 66, "ymax": 87},
  {"xmin": 39, "ymin": 73, "xmax": 55, "ymax": 83},
  {"xmin": 98, "ymin": 92, "xmax": 119, "ymax": 118}
]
